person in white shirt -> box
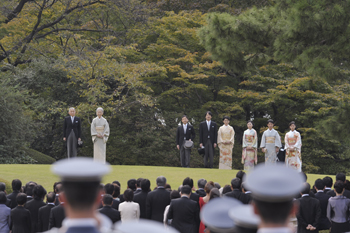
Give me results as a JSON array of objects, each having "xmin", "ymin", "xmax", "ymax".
[{"xmin": 119, "ymin": 189, "xmax": 140, "ymax": 222}]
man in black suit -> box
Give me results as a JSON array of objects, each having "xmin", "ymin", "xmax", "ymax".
[
  {"xmin": 7, "ymin": 179, "xmax": 22, "ymax": 209},
  {"xmin": 24, "ymin": 182, "xmax": 36, "ymax": 203},
  {"xmin": 10, "ymin": 193, "xmax": 31, "ymax": 233},
  {"xmin": 98, "ymin": 194, "xmax": 120, "ymax": 223},
  {"xmin": 48, "ymin": 197, "xmax": 65, "ymax": 229},
  {"xmin": 313, "ymin": 179, "xmax": 331, "ymax": 231},
  {"xmin": 38, "ymin": 192, "xmax": 56, "ymax": 232},
  {"xmin": 176, "ymin": 115, "xmax": 196, "ymax": 167},
  {"xmin": 167, "ymin": 185, "xmax": 199, "ymax": 233},
  {"xmin": 146, "ymin": 176, "xmax": 170, "ymax": 222},
  {"xmin": 296, "ymin": 183, "xmax": 321, "ymax": 233},
  {"xmin": 327, "ymin": 173, "xmax": 350, "ymax": 198},
  {"xmin": 102, "ymin": 183, "xmax": 120, "ymax": 210},
  {"xmin": 25, "ymin": 185, "xmax": 47, "ymax": 233},
  {"xmin": 134, "ymin": 178, "xmax": 143, "ymax": 195},
  {"xmin": 63, "ymin": 107, "xmax": 82, "ymax": 158},
  {"xmin": 323, "ymin": 176, "xmax": 333, "ymax": 194},
  {"xmin": 241, "ymin": 182, "xmax": 252, "ymax": 204},
  {"xmin": 225, "ymin": 178, "xmax": 246, "ymax": 204},
  {"xmin": 199, "ymin": 111, "xmax": 217, "ymax": 168},
  {"xmin": 183, "ymin": 177, "xmax": 199, "ymax": 205},
  {"xmin": 196, "ymin": 178, "xmax": 207, "ymax": 197},
  {"xmin": 127, "ymin": 179, "xmax": 137, "ymax": 192},
  {"xmin": 134, "ymin": 179, "xmax": 150, "ymax": 219}
]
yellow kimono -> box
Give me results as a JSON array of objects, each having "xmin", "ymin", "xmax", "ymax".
[{"xmin": 217, "ymin": 125, "xmax": 235, "ymax": 169}]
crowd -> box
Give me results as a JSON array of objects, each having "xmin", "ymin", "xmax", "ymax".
[{"xmin": 0, "ymin": 158, "xmax": 349, "ymax": 233}]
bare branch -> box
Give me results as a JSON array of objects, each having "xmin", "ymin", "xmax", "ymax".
[
  {"xmin": 4, "ymin": 0, "xmax": 30, "ymax": 24},
  {"xmin": 35, "ymin": 28, "xmax": 116, "ymax": 40}
]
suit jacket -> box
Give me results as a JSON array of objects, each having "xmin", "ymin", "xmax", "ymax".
[
  {"xmin": 328, "ymin": 189, "xmax": 350, "ymax": 199},
  {"xmin": 296, "ymin": 196, "xmax": 321, "ymax": 233},
  {"xmin": 196, "ymin": 189, "xmax": 206, "ymax": 198},
  {"xmin": 241, "ymin": 193, "xmax": 252, "ymax": 205},
  {"xmin": 63, "ymin": 116, "xmax": 81, "ymax": 139},
  {"xmin": 314, "ymin": 191, "xmax": 331, "ymax": 230},
  {"xmin": 133, "ymin": 191, "xmax": 148, "ymax": 219},
  {"xmin": 199, "ymin": 121, "xmax": 217, "ymax": 145},
  {"xmin": 167, "ymin": 197, "xmax": 199, "ymax": 233},
  {"xmin": 7, "ymin": 191, "xmax": 19, "ymax": 209},
  {"xmin": 176, "ymin": 124, "xmax": 196, "ymax": 146},
  {"xmin": 0, "ymin": 204, "xmax": 11, "ymax": 233},
  {"xmin": 38, "ymin": 204, "xmax": 55, "ymax": 232},
  {"xmin": 49, "ymin": 205, "xmax": 65, "ymax": 229},
  {"xmin": 98, "ymin": 206, "xmax": 121, "ymax": 224},
  {"xmin": 146, "ymin": 187, "xmax": 170, "ymax": 222},
  {"xmin": 134, "ymin": 189, "xmax": 142, "ymax": 195},
  {"xmin": 10, "ymin": 206, "xmax": 31, "ymax": 233},
  {"xmin": 225, "ymin": 189, "xmax": 246, "ymax": 204},
  {"xmin": 25, "ymin": 199, "xmax": 46, "ymax": 233}
]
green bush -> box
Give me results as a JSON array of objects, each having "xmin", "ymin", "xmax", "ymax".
[
  {"xmin": 0, "ymin": 178, "xmax": 13, "ymax": 194},
  {"xmin": 25, "ymin": 148, "xmax": 56, "ymax": 164}
]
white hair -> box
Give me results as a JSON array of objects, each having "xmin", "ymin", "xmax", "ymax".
[
  {"xmin": 69, "ymin": 107, "xmax": 75, "ymax": 111},
  {"xmin": 96, "ymin": 107, "xmax": 104, "ymax": 113}
]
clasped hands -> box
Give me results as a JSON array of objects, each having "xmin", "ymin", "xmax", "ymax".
[
  {"xmin": 97, "ymin": 134, "xmax": 104, "ymax": 139},
  {"xmin": 306, "ymin": 224, "xmax": 316, "ymax": 231}
]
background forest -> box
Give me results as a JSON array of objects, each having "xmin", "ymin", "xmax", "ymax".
[{"xmin": 1, "ymin": 0, "xmax": 350, "ymax": 174}]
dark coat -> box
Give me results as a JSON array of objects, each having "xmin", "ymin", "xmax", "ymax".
[
  {"xmin": 10, "ymin": 206, "xmax": 31, "ymax": 233},
  {"xmin": 199, "ymin": 121, "xmax": 218, "ymax": 145},
  {"xmin": 176, "ymin": 124, "xmax": 196, "ymax": 146},
  {"xmin": 49, "ymin": 205, "xmax": 65, "ymax": 229},
  {"xmin": 146, "ymin": 187, "xmax": 170, "ymax": 222},
  {"xmin": 133, "ymin": 191, "xmax": 148, "ymax": 219},
  {"xmin": 98, "ymin": 206, "xmax": 121, "ymax": 224},
  {"xmin": 7, "ymin": 191, "xmax": 19, "ymax": 209},
  {"xmin": 25, "ymin": 199, "xmax": 46, "ymax": 233},
  {"xmin": 167, "ymin": 197, "xmax": 199, "ymax": 233},
  {"xmin": 225, "ymin": 189, "xmax": 247, "ymax": 204},
  {"xmin": 328, "ymin": 189, "xmax": 350, "ymax": 199},
  {"xmin": 296, "ymin": 196, "xmax": 321, "ymax": 233},
  {"xmin": 196, "ymin": 189, "xmax": 206, "ymax": 198},
  {"xmin": 38, "ymin": 204, "xmax": 55, "ymax": 232},
  {"xmin": 63, "ymin": 116, "xmax": 82, "ymax": 139},
  {"xmin": 314, "ymin": 191, "xmax": 331, "ymax": 230}
]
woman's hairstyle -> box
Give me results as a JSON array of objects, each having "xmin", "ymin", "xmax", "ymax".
[
  {"xmin": 247, "ymin": 120, "xmax": 254, "ymax": 127},
  {"xmin": 123, "ymin": 189, "xmax": 134, "ymax": 202},
  {"xmin": 267, "ymin": 119, "xmax": 274, "ymax": 124},
  {"xmin": 334, "ymin": 180, "xmax": 345, "ymax": 194},
  {"xmin": 289, "ymin": 121, "xmax": 296, "ymax": 127},
  {"xmin": 204, "ymin": 181, "xmax": 215, "ymax": 194},
  {"xmin": 96, "ymin": 107, "xmax": 104, "ymax": 113},
  {"xmin": 209, "ymin": 188, "xmax": 220, "ymax": 200},
  {"xmin": 222, "ymin": 116, "xmax": 230, "ymax": 121}
]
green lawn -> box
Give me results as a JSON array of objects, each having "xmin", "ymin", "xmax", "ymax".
[{"xmin": 0, "ymin": 164, "xmax": 336, "ymax": 193}]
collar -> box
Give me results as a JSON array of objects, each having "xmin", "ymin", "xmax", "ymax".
[
  {"xmin": 56, "ymin": 194, "xmax": 59, "ymax": 196},
  {"xmin": 136, "ymin": 188, "xmax": 141, "ymax": 191},
  {"xmin": 302, "ymin": 194, "xmax": 309, "ymax": 197},
  {"xmin": 27, "ymin": 196, "xmax": 32, "ymax": 198},
  {"xmin": 183, "ymin": 124, "xmax": 187, "ymax": 127},
  {"xmin": 48, "ymin": 203, "xmax": 55, "ymax": 205},
  {"xmin": 157, "ymin": 186, "xmax": 164, "ymax": 189},
  {"xmin": 258, "ymin": 227, "xmax": 292, "ymax": 233},
  {"xmin": 317, "ymin": 190, "xmax": 324, "ymax": 193},
  {"xmin": 325, "ymin": 187, "xmax": 332, "ymax": 190},
  {"xmin": 181, "ymin": 195, "xmax": 189, "ymax": 198},
  {"xmin": 63, "ymin": 218, "xmax": 98, "ymax": 229},
  {"xmin": 198, "ymin": 188, "xmax": 204, "ymax": 190},
  {"xmin": 206, "ymin": 120, "xmax": 211, "ymax": 124},
  {"xmin": 245, "ymin": 191, "xmax": 252, "ymax": 194},
  {"xmin": 268, "ymin": 129, "xmax": 274, "ymax": 132}
]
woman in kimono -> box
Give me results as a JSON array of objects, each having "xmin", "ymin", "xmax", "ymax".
[
  {"xmin": 242, "ymin": 120, "xmax": 258, "ymax": 171},
  {"xmin": 260, "ymin": 119, "xmax": 282, "ymax": 164},
  {"xmin": 285, "ymin": 121, "xmax": 302, "ymax": 172},
  {"xmin": 217, "ymin": 116, "xmax": 235, "ymax": 169},
  {"xmin": 91, "ymin": 107, "xmax": 110, "ymax": 164}
]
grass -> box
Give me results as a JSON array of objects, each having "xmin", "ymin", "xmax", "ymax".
[{"xmin": 0, "ymin": 164, "xmax": 336, "ymax": 193}]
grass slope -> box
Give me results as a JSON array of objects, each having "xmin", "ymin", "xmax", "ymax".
[{"xmin": 0, "ymin": 164, "xmax": 336, "ymax": 193}]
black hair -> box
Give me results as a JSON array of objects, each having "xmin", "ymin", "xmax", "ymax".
[
  {"xmin": 314, "ymin": 179, "xmax": 325, "ymax": 191},
  {"xmin": 323, "ymin": 176, "xmax": 333, "ymax": 188},
  {"xmin": 267, "ymin": 119, "xmax": 274, "ymax": 124},
  {"xmin": 25, "ymin": 183, "xmax": 36, "ymax": 196},
  {"xmin": 222, "ymin": 116, "xmax": 230, "ymax": 121},
  {"xmin": 112, "ymin": 181, "xmax": 121, "ymax": 187},
  {"xmin": 16, "ymin": 193, "xmax": 27, "ymax": 205},
  {"xmin": 127, "ymin": 179, "xmax": 137, "ymax": 191},
  {"xmin": 222, "ymin": 185, "xmax": 232, "ymax": 194},
  {"xmin": 104, "ymin": 183, "xmax": 115, "ymax": 195},
  {"xmin": 301, "ymin": 172, "xmax": 307, "ymax": 182},
  {"xmin": 254, "ymin": 199, "xmax": 293, "ymax": 224},
  {"xmin": 236, "ymin": 171, "xmax": 246, "ymax": 181},
  {"xmin": 197, "ymin": 179, "xmax": 207, "ymax": 189},
  {"xmin": 183, "ymin": 177, "xmax": 194, "ymax": 188},
  {"xmin": 247, "ymin": 120, "xmax": 254, "ymax": 127},
  {"xmin": 0, "ymin": 182, "xmax": 5, "ymax": 192},
  {"xmin": 47, "ymin": 192, "xmax": 56, "ymax": 203},
  {"xmin": 170, "ymin": 190, "xmax": 181, "ymax": 200},
  {"xmin": 214, "ymin": 182, "xmax": 221, "ymax": 189},
  {"xmin": 231, "ymin": 178, "xmax": 241, "ymax": 190},
  {"xmin": 205, "ymin": 111, "xmax": 213, "ymax": 117},
  {"xmin": 12, "ymin": 179, "xmax": 22, "ymax": 192},
  {"xmin": 164, "ymin": 184, "xmax": 171, "ymax": 190},
  {"xmin": 301, "ymin": 183, "xmax": 310, "ymax": 195},
  {"xmin": 103, "ymin": 194, "xmax": 113, "ymax": 205},
  {"xmin": 141, "ymin": 179, "xmax": 150, "ymax": 192},
  {"xmin": 33, "ymin": 185, "xmax": 47, "ymax": 200},
  {"xmin": 289, "ymin": 121, "xmax": 296, "ymax": 127},
  {"xmin": 181, "ymin": 185, "xmax": 192, "ymax": 195},
  {"xmin": 182, "ymin": 115, "xmax": 188, "ymax": 120},
  {"xmin": 0, "ymin": 191, "xmax": 7, "ymax": 204},
  {"xmin": 63, "ymin": 181, "xmax": 100, "ymax": 210},
  {"xmin": 334, "ymin": 181, "xmax": 345, "ymax": 194},
  {"xmin": 209, "ymin": 188, "xmax": 220, "ymax": 200},
  {"xmin": 112, "ymin": 184, "xmax": 120, "ymax": 198},
  {"xmin": 123, "ymin": 189, "xmax": 134, "ymax": 202},
  {"xmin": 136, "ymin": 178, "xmax": 143, "ymax": 188},
  {"xmin": 336, "ymin": 173, "xmax": 346, "ymax": 182}
]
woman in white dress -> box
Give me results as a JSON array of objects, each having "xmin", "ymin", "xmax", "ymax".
[
  {"xmin": 217, "ymin": 116, "xmax": 235, "ymax": 170},
  {"xmin": 91, "ymin": 107, "xmax": 110, "ymax": 164},
  {"xmin": 242, "ymin": 120, "xmax": 258, "ymax": 171},
  {"xmin": 285, "ymin": 121, "xmax": 302, "ymax": 172}
]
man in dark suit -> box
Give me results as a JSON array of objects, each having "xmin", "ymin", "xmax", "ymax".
[
  {"xmin": 25, "ymin": 185, "xmax": 47, "ymax": 233},
  {"xmin": 134, "ymin": 178, "xmax": 143, "ymax": 195},
  {"xmin": 98, "ymin": 194, "xmax": 120, "ymax": 223},
  {"xmin": 167, "ymin": 185, "xmax": 199, "ymax": 233},
  {"xmin": 146, "ymin": 176, "xmax": 170, "ymax": 222},
  {"xmin": 24, "ymin": 182, "xmax": 36, "ymax": 203},
  {"xmin": 225, "ymin": 178, "xmax": 246, "ymax": 204},
  {"xmin": 176, "ymin": 115, "xmax": 196, "ymax": 167},
  {"xmin": 38, "ymin": 192, "xmax": 56, "ymax": 232},
  {"xmin": 7, "ymin": 179, "xmax": 22, "ymax": 209},
  {"xmin": 296, "ymin": 183, "xmax": 321, "ymax": 233},
  {"xmin": 134, "ymin": 179, "xmax": 150, "ymax": 219},
  {"xmin": 127, "ymin": 179, "xmax": 137, "ymax": 192},
  {"xmin": 101, "ymin": 183, "xmax": 120, "ymax": 210},
  {"xmin": 241, "ymin": 182, "xmax": 252, "ymax": 204},
  {"xmin": 196, "ymin": 178, "xmax": 207, "ymax": 197},
  {"xmin": 313, "ymin": 179, "xmax": 331, "ymax": 231},
  {"xmin": 10, "ymin": 193, "xmax": 31, "ymax": 233},
  {"xmin": 183, "ymin": 177, "xmax": 199, "ymax": 204},
  {"xmin": 63, "ymin": 107, "xmax": 82, "ymax": 158},
  {"xmin": 48, "ymin": 199, "xmax": 65, "ymax": 229},
  {"xmin": 327, "ymin": 173, "xmax": 350, "ymax": 198},
  {"xmin": 323, "ymin": 176, "xmax": 333, "ymax": 194},
  {"xmin": 199, "ymin": 111, "xmax": 217, "ymax": 168}
]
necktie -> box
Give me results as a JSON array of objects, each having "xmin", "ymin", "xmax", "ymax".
[
  {"xmin": 207, "ymin": 122, "xmax": 210, "ymax": 130},
  {"xmin": 71, "ymin": 117, "xmax": 74, "ymax": 123},
  {"xmin": 184, "ymin": 125, "xmax": 186, "ymax": 134}
]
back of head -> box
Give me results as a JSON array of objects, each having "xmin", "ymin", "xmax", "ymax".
[
  {"xmin": 47, "ymin": 192, "xmax": 56, "ymax": 203},
  {"xmin": 25, "ymin": 182, "xmax": 36, "ymax": 196},
  {"xmin": 323, "ymin": 176, "xmax": 333, "ymax": 188},
  {"xmin": 113, "ymin": 181, "xmax": 121, "ymax": 188},
  {"xmin": 204, "ymin": 181, "xmax": 215, "ymax": 194},
  {"xmin": 0, "ymin": 182, "xmax": 5, "ymax": 192},
  {"xmin": 181, "ymin": 185, "xmax": 192, "ymax": 195},
  {"xmin": 236, "ymin": 171, "xmax": 246, "ymax": 181},
  {"xmin": 16, "ymin": 193, "xmax": 27, "ymax": 205},
  {"xmin": 314, "ymin": 179, "xmax": 325, "ymax": 191},
  {"xmin": 183, "ymin": 177, "xmax": 194, "ymax": 188},
  {"xmin": 112, "ymin": 184, "xmax": 120, "ymax": 198},
  {"xmin": 209, "ymin": 188, "xmax": 220, "ymax": 200},
  {"xmin": 123, "ymin": 189, "xmax": 134, "ymax": 202},
  {"xmin": 127, "ymin": 179, "xmax": 137, "ymax": 191},
  {"xmin": 156, "ymin": 176, "xmax": 166, "ymax": 187},
  {"xmin": 63, "ymin": 181, "xmax": 100, "ymax": 211},
  {"xmin": 170, "ymin": 190, "xmax": 181, "ymax": 200},
  {"xmin": 254, "ymin": 199, "xmax": 293, "ymax": 225},
  {"xmin": 103, "ymin": 194, "xmax": 113, "ymax": 205},
  {"xmin": 222, "ymin": 185, "xmax": 232, "ymax": 195},
  {"xmin": 231, "ymin": 178, "xmax": 241, "ymax": 190},
  {"xmin": 301, "ymin": 183, "xmax": 310, "ymax": 195},
  {"xmin": 104, "ymin": 183, "xmax": 115, "ymax": 195},
  {"xmin": 12, "ymin": 179, "xmax": 22, "ymax": 192},
  {"xmin": 0, "ymin": 191, "xmax": 7, "ymax": 204},
  {"xmin": 136, "ymin": 178, "xmax": 143, "ymax": 188},
  {"xmin": 214, "ymin": 182, "xmax": 221, "ymax": 189},
  {"xmin": 164, "ymin": 184, "xmax": 171, "ymax": 190},
  {"xmin": 33, "ymin": 185, "xmax": 47, "ymax": 200},
  {"xmin": 336, "ymin": 173, "xmax": 346, "ymax": 182},
  {"xmin": 197, "ymin": 178, "xmax": 207, "ymax": 189},
  {"xmin": 141, "ymin": 179, "xmax": 150, "ymax": 192},
  {"xmin": 334, "ymin": 181, "xmax": 345, "ymax": 194}
]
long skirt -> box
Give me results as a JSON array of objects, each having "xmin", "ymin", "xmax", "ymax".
[{"xmin": 331, "ymin": 221, "xmax": 350, "ymax": 233}]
